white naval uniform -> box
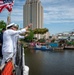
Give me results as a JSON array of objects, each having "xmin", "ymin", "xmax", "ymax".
[
  {"xmin": 13, "ymin": 34, "xmax": 24, "ymax": 53},
  {"xmin": 1, "ymin": 29, "xmax": 26, "ymax": 65},
  {"xmin": 13, "ymin": 34, "xmax": 24, "ymax": 64}
]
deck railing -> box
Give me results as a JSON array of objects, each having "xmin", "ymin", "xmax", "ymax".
[{"xmin": 15, "ymin": 42, "xmax": 29, "ymax": 75}]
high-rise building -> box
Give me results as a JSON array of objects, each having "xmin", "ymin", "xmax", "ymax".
[{"xmin": 23, "ymin": 0, "xmax": 43, "ymax": 39}]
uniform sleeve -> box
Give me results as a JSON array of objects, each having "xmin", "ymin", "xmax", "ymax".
[
  {"xmin": 18, "ymin": 35, "xmax": 25, "ymax": 39},
  {"xmin": 8, "ymin": 29, "xmax": 26, "ymax": 35}
]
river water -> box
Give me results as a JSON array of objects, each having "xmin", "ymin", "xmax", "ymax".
[{"xmin": 25, "ymin": 49, "xmax": 74, "ymax": 75}]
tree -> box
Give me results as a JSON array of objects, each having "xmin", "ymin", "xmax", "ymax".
[
  {"xmin": 33, "ymin": 28, "xmax": 48, "ymax": 34},
  {"xmin": 0, "ymin": 20, "xmax": 6, "ymax": 32},
  {"xmin": 24, "ymin": 29, "xmax": 34, "ymax": 42}
]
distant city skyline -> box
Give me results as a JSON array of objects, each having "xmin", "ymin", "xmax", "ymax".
[{"xmin": 0, "ymin": 0, "xmax": 74, "ymax": 35}]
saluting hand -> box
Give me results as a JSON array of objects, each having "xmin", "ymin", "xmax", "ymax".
[
  {"xmin": 25, "ymin": 23, "xmax": 33, "ymax": 30},
  {"xmin": 28, "ymin": 23, "xmax": 32, "ymax": 28}
]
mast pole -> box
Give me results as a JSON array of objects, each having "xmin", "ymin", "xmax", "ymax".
[{"xmin": 7, "ymin": 12, "xmax": 11, "ymax": 25}]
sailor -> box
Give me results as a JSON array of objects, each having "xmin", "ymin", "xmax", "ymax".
[
  {"xmin": 1, "ymin": 23, "xmax": 32, "ymax": 66},
  {"xmin": 11, "ymin": 24, "xmax": 25, "ymax": 65}
]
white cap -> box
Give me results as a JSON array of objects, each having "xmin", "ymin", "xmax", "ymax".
[
  {"xmin": 6, "ymin": 23, "xmax": 15, "ymax": 28},
  {"xmin": 14, "ymin": 24, "xmax": 18, "ymax": 27}
]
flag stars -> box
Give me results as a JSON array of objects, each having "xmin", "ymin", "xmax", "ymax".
[{"xmin": 3, "ymin": 0, "xmax": 13, "ymax": 3}]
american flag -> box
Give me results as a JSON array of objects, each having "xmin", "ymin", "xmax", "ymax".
[{"xmin": 0, "ymin": 0, "xmax": 14, "ymax": 13}]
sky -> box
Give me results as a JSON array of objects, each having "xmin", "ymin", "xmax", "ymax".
[{"xmin": 0, "ymin": 0, "xmax": 74, "ymax": 35}]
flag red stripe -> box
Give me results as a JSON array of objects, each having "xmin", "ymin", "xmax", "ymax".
[{"xmin": 0, "ymin": 0, "xmax": 14, "ymax": 13}]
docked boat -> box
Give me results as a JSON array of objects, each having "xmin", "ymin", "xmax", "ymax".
[
  {"xmin": 64, "ymin": 46, "xmax": 74, "ymax": 50},
  {"xmin": 34, "ymin": 46, "xmax": 53, "ymax": 51},
  {"xmin": 53, "ymin": 47, "xmax": 64, "ymax": 50}
]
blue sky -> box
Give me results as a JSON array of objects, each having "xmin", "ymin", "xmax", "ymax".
[{"xmin": 0, "ymin": 0, "xmax": 74, "ymax": 35}]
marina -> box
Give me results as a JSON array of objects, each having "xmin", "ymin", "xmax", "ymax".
[{"xmin": 0, "ymin": 40, "xmax": 74, "ymax": 75}]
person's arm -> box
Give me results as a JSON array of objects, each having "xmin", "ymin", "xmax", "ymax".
[
  {"xmin": 9, "ymin": 23, "xmax": 32, "ymax": 35},
  {"xmin": 18, "ymin": 35, "xmax": 25, "ymax": 39},
  {"xmin": 8, "ymin": 29, "xmax": 26, "ymax": 35}
]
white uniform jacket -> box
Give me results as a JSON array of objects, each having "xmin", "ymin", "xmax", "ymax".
[
  {"xmin": 13, "ymin": 34, "xmax": 25, "ymax": 53},
  {"xmin": 2, "ymin": 29, "xmax": 26, "ymax": 53}
]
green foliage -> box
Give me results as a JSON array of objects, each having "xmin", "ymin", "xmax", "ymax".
[
  {"xmin": 38, "ymin": 39, "xmax": 45, "ymax": 43},
  {"xmin": 67, "ymin": 41, "xmax": 74, "ymax": 45},
  {"xmin": 33, "ymin": 28, "xmax": 48, "ymax": 34},
  {"xmin": 25, "ymin": 29, "xmax": 34, "ymax": 42},
  {"xmin": 51, "ymin": 39, "xmax": 56, "ymax": 43},
  {"xmin": 0, "ymin": 20, "xmax": 6, "ymax": 28},
  {"xmin": 0, "ymin": 20, "xmax": 6, "ymax": 32}
]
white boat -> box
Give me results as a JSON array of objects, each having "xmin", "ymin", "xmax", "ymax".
[{"xmin": 34, "ymin": 46, "xmax": 53, "ymax": 51}]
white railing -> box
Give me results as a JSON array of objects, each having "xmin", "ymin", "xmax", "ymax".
[{"xmin": 16, "ymin": 43, "xmax": 29, "ymax": 75}]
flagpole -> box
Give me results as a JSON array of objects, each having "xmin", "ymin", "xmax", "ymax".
[{"xmin": 7, "ymin": 12, "xmax": 11, "ymax": 25}]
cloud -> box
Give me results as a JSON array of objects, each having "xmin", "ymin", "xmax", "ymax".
[
  {"xmin": 43, "ymin": 2, "xmax": 74, "ymax": 24},
  {"xmin": 0, "ymin": 0, "xmax": 74, "ymax": 30},
  {"xmin": 41, "ymin": 0, "xmax": 74, "ymax": 7}
]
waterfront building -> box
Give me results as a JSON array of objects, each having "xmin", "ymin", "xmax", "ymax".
[
  {"xmin": 23, "ymin": 0, "xmax": 43, "ymax": 39},
  {"xmin": 44, "ymin": 32, "xmax": 50, "ymax": 39},
  {"xmin": 57, "ymin": 31, "xmax": 74, "ymax": 40}
]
